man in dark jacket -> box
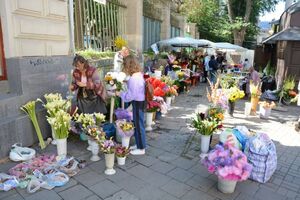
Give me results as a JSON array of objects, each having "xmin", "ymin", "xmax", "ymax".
[{"xmin": 209, "ymin": 55, "xmax": 218, "ymax": 83}]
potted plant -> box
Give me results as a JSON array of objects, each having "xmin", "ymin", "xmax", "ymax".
[
  {"xmin": 115, "ymin": 120, "xmax": 134, "ymax": 148},
  {"xmin": 145, "ymin": 101, "xmax": 160, "ymax": 131},
  {"xmin": 191, "ymin": 113, "xmax": 220, "ymax": 153},
  {"xmin": 115, "ymin": 145, "xmax": 130, "ymax": 165},
  {"xmin": 202, "ymin": 143, "xmax": 252, "ymax": 193},
  {"xmin": 100, "ymin": 138, "xmax": 116, "ymax": 175},
  {"xmin": 259, "ymin": 101, "xmax": 276, "ymax": 119},
  {"xmin": 47, "ymin": 110, "xmax": 71, "ymax": 159},
  {"xmin": 86, "ymin": 125, "xmax": 106, "ymax": 161},
  {"xmin": 225, "ymin": 87, "xmax": 245, "ymax": 116}
]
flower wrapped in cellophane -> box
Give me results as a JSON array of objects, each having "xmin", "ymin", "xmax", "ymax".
[
  {"xmin": 104, "ymin": 72, "xmax": 126, "ymax": 92},
  {"xmin": 116, "ymin": 120, "xmax": 134, "ymax": 138}
]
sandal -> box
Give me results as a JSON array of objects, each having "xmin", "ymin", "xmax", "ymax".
[{"xmin": 9, "ymin": 143, "xmax": 36, "ymax": 162}]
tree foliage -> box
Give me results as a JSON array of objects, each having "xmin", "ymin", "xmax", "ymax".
[{"xmin": 181, "ymin": 0, "xmax": 281, "ymax": 48}]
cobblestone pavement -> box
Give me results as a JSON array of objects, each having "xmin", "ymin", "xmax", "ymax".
[{"xmin": 1, "ymin": 84, "xmax": 300, "ymax": 200}]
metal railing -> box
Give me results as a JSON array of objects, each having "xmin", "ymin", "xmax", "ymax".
[{"xmin": 74, "ymin": 0, "xmax": 126, "ymax": 51}]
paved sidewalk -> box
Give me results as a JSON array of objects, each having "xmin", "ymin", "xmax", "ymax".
[{"xmin": 1, "ymin": 84, "xmax": 300, "ymax": 200}]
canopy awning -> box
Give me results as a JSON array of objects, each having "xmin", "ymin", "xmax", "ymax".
[
  {"xmin": 155, "ymin": 37, "xmax": 212, "ymax": 48},
  {"xmin": 262, "ymin": 27, "xmax": 300, "ymax": 44},
  {"xmin": 212, "ymin": 42, "xmax": 247, "ymax": 52}
]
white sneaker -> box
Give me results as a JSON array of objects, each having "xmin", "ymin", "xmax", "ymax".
[
  {"xmin": 130, "ymin": 149, "xmax": 145, "ymax": 155},
  {"xmin": 129, "ymin": 145, "xmax": 137, "ymax": 150}
]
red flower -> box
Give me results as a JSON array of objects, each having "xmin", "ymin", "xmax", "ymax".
[
  {"xmin": 159, "ymin": 82, "xmax": 167, "ymax": 89},
  {"xmin": 152, "ymin": 79, "xmax": 161, "ymax": 89},
  {"xmin": 154, "ymin": 87, "xmax": 165, "ymax": 97}
]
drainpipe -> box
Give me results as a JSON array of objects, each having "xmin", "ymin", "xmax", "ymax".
[{"xmin": 68, "ymin": 0, "xmax": 75, "ymax": 55}]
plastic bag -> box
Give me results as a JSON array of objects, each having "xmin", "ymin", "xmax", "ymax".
[
  {"xmin": 57, "ymin": 157, "xmax": 79, "ymax": 177},
  {"xmin": 0, "ymin": 173, "xmax": 19, "ymax": 191},
  {"xmin": 244, "ymin": 133, "xmax": 277, "ymax": 183}
]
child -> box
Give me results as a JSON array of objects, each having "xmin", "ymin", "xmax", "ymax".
[{"xmin": 116, "ymin": 55, "xmax": 146, "ymax": 155}]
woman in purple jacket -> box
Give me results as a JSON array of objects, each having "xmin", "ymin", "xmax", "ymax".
[{"xmin": 116, "ymin": 55, "xmax": 146, "ymax": 155}]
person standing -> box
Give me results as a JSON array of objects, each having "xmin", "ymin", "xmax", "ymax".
[
  {"xmin": 203, "ymin": 53, "xmax": 210, "ymax": 83},
  {"xmin": 116, "ymin": 55, "xmax": 146, "ymax": 155},
  {"xmin": 113, "ymin": 46, "xmax": 130, "ymax": 72},
  {"xmin": 208, "ymin": 55, "xmax": 218, "ymax": 84},
  {"xmin": 242, "ymin": 59, "xmax": 251, "ymax": 71},
  {"xmin": 69, "ymin": 55, "xmax": 107, "ymax": 114}
]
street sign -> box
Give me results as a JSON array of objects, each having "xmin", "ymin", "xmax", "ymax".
[{"xmin": 93, "ymin": 0, "xmax": 106, "ymax": 5}]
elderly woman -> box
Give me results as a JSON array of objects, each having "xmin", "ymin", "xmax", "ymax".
[{"xmin": 69, "ymin": 55, "xmax": 107, "ymax": 114}]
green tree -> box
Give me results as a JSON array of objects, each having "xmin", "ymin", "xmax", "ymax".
[{"xmin": 182, "ymin": 0, "xmax": 280, "ymax": 47}]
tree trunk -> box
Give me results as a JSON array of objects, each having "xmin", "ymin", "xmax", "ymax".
[
  {"xmin": 233, "ymin": 28, "xmax": 246, "ymax": 46},
  {"xmin": 227, "ymin": 0, "xmax": 253, "ymax": 45}
]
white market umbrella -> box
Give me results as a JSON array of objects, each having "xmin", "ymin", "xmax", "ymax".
[
  {"xmin": 212, "ymin": 42, "xmax": 247, "ymax": 52},
  {"xmin": 155, "ymin": 37, "xmax": 211, "ymax": 48}
]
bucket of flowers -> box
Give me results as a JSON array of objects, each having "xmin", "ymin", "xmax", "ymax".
[
  {"xmin": 115, "ymin": 145, "xmax": 130, "ymax": 166},
  {"xmin": 115, "ymin": 120, "xmax": 134, "ymax": 148},
  {"xmin": 38, "ymin": 93, "xmax": 71, "ymax": 145},
  {"xmin": 259, "ymin": 101, "xmax": 276, "ymax": 119},
  {"xmin": 100, "ymin": 138, "xmax": 116, "ymax": 175},
  {"xmin": 202, "ymin": 143, "xmax": 252, "ymax": 193},
  {"xmin": 47, "ymin": 110, "xmax": 72, "ymax": 159},
  {"xmin": 86, "ymin": 125, "xmax": 106, "ymax": 161},
  {"xmin": 191, "ymin": 113, "xmax": 221, "ymax": 153},
  {"xmin": 225, "ymin": 87, "xmax": 245, "ymax": 116},
  {"xmin": 250, "ymin": 82, "xmax": 262, "ymax": 115},
  {"xmin": 145, "ymin": 100, "xmax": 160, "ymax": 131}
]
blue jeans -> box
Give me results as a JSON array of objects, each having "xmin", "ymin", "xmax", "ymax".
[{"xmin": 132, "ymin": 101, "xmax": 146, "ymax": 149}]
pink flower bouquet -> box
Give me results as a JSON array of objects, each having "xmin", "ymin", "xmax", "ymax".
[{"xmin": 202, "ymin": 143, "xmax": 252, "ymax": 181}]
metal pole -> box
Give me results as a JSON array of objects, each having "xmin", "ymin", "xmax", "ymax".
[{"xmin": 69, "ymin": 0, "xmax": 75, "ymax": 55}]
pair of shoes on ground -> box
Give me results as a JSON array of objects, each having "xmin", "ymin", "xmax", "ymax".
[{"xmin": 129, "ymin": 145, "xmax": 145, "ymax": 155}]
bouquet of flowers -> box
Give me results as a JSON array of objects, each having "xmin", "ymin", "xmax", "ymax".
[
  {"xmin": 86, "ymin": 125, "xmax": 106, "ymax": 141},
  {"xmin": 115, "ymin": 145, "xmax": 130, "ymax": 158},
  {"xmin": 161, "ymin": 76, "xmax": 174, "ymax": 86},
  {"xmin": 202, "ymin": 143, "xmax": 252, "ymax": 181},
  {"xmin": 191, "ymin": 113, "xmax": 220, "ymax": 136},
  {"xmin": 207, "ymin": 78, "xmax": 228, "ymax": 110},
  {"xmin": 74, "ymin": 113, "xmax": 96, "ymax": 129},
  {"xmin": 38, "ymin": 93, "xmax": 71, "ymax": 118},
  {"xmin": 104, "ymin": 72, "xmax": 126, "ymax": 92},
  {"xmin": 146, "ymin": 100, "xmax": 161, "ymax": 112},
  {"xmin": 116, "ymin": 120, "xmax": 134, "ymax": 137},
  {"xmin": 250, "ymin": 82, "xmax": 261, "ymax": 98},
  {"xmin": 94, "ymin": 113, "xmax": 106, "ymax": 126},
  {"xmin": 47, "ymin": 110, "xmax": 71, "ymax": 139},
  {"xmin": 207, "ymin": 105, "xmax": 225, "ymax": 122},
  {"xmin": 259, "ymin": 101, "xmax": 276, "ymax": 109},
  {"xmin": 115, "ymin": 108, "xmax": 133, "ymax": 121},
  {"xmin": 100, "ymin": 138, "xmax": 115, "ymax": 154},
  {"xmin": 165, "ymin": 86, "xmax": 178, "ymax": 97},
  {"xmin": 173, "ymin": 65, "xmax": 181, "ymax": 71},
  {"xmin": 225, "ymin": 87, "xmax": 245, "ymax": 102},
  {"xmin": 176, "ymin": 71, "xmax": 185, "ymax": 80},
  {"xmin": 114, "ymin": 36, "xmax": 127, "ymax": 50}
]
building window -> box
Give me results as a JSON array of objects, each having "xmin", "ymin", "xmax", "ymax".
[
  {"xmin": 143, "ymin": 16, "xmax": 161, "ymax": 51},
  {"xmin": 0, "ymin": 19, "xmax": 7, "ymax": 81},
  {"xmin": 171, "ymin": 26, "xmax": 180, "ymax": 38}
]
